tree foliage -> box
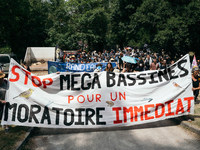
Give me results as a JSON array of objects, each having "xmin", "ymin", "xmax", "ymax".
[
  {"xmin": 0, "ymin": 0, "xmax": 200, "ymax": 58},
  {"xmin": 130, "ymin": 0, "xmax": 200, "ymax": 57}
]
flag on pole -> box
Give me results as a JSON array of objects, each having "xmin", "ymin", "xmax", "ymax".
[{"xmin": 192, "ymin": 55, "xmax": 198, "ymax": 69}]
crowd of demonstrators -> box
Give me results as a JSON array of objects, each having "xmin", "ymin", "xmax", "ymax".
[
  {"xmin": 56, "ymin": 47, "xmax": 200, "ymax": 74},
  {"xmin": 57, "ymin": 47, "xmax": 177, "ymax": 73},
  {"xmin": 57, "ymin": 47, "xmax": 200, "ymax": 105}
]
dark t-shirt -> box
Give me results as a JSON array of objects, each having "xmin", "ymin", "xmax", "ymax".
[
  {"xmin": 27, "ymin": 66, "xmax": 31, "ymax": 72},
  {"xmin": 135, "ymin": 67, "xmax": 143, "ymax": 72},
  {"xmin": 192, "ymin": 76, "xmax": 199, "ymax": 88},
  {"xmin": 160, "ymin": 65, "xmax": 167, "ymax": 70},
  {"xmin": 0, "ymin": 80, "xmax": 7, "ymax": 120},
  {"xmin": 0, "ymin": 80, "xmax": 7, "ymax": 100}
]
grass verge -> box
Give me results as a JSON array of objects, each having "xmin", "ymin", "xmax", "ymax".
[
  {"xmin": 189, "ymin": 98, "xmax": 200, "ymax": 128},
  {"xmin": 180, "ymin": 96, "xmax": 200, "ymax": 129},
  {"xmin": 0, "ymin": 122, "xmax": 30, "ymax": 150}
]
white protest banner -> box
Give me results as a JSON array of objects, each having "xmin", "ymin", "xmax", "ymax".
[{"xmin": 1, "ymin": 54, "xmax": 194, "ymax": 128}]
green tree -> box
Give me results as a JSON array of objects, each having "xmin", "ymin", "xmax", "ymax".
[
  {"xmin": 0, "ymin": 0, "xmax": 30, "ymax": 58},
  {"xmin": 46, "ymin": 0, "xmax": 109, "ymax": 52},
  {"xmin": 129, "ymin": 0, "xmax": 172, "ymax": 50},
  {"xmin": 28, "ymin": 0, "xmax": 50, "ymax": 47},
  {"xmin": 0, "ymin": 0, "xmax": 50, "ymax": 59},
  {"xmin": 45, "ymin": 0, "xmax": 70, "ymax": 48},
  {"xmin": 67, "ymin": 0, "xmax": 109, "ymax": 51},
  {"xmin": 130, "ymin": 0, "xmax": 200, "ymax": 58},
  {"xmin": 109, "ymin": 0, "xmax": 143, "ymax": 49}
]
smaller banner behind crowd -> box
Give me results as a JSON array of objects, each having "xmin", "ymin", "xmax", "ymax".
[
  {"xmin": 1, "ymin": 54, "xmax": 194, "ymax": 128},
  {"xmin": 48, "ymin": 61, "xmax": 117, "ymax": 73}
]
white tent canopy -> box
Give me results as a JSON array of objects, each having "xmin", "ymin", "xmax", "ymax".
[{"xmin": 24, "ymin": 47, "xmax": 55, "ymax": 65}]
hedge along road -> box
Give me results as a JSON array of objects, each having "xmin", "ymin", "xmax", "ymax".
[{"xmin": 23, "ymin": 119, "xmax": 200, "ymax": 150}]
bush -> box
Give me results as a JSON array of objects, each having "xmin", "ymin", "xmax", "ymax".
[{"xmin": 0, "ymin": 47, "xmax": 11, "ymax": 54}]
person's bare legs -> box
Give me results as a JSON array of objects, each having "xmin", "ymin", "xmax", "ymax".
[{"xmin": 5, "ymin": 125, "xmax": 9, "ymax": 133}]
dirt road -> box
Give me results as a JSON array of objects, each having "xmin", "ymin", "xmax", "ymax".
[{"xmin": 23, "ymin": 119, "xmax": 200, "ymax": 150}]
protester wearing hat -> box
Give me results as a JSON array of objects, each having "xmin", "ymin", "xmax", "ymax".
[
  {"xmin": 110, "ymin": 58, "xmax": 115, "ymax": 62},
  {"xmin": 192, "ymin": 66, "xmax": 200, "ymax": 103},
  {"xmin": 70, "ymin": 55, "xmax": 76, "ymax": 63},
  {"xmin": 0, "ymin": 71, "xmax": 9, "ymax": 133}
]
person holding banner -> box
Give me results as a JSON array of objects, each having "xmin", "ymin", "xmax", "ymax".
[
  {"xmin": 192, "ymin": 66, "xmax": 200, "ymax": 104},
  {"xmin": 121, "ymin": 63, "xmax": 132, "ymax": 73},
  {"xmin": 0, "ymin": 71, "xmax": 9, "ymax": 133},
  {"xmin": 105, "ymin": 62, "xmax": 114, "ymax": 72},
  {"xmin": 22, "ymin": 61, "xmax": 31, "ymax": 72},
  {"xmin": 150, "ymin": 58, "xmax": 159, "ymax": 70}
]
